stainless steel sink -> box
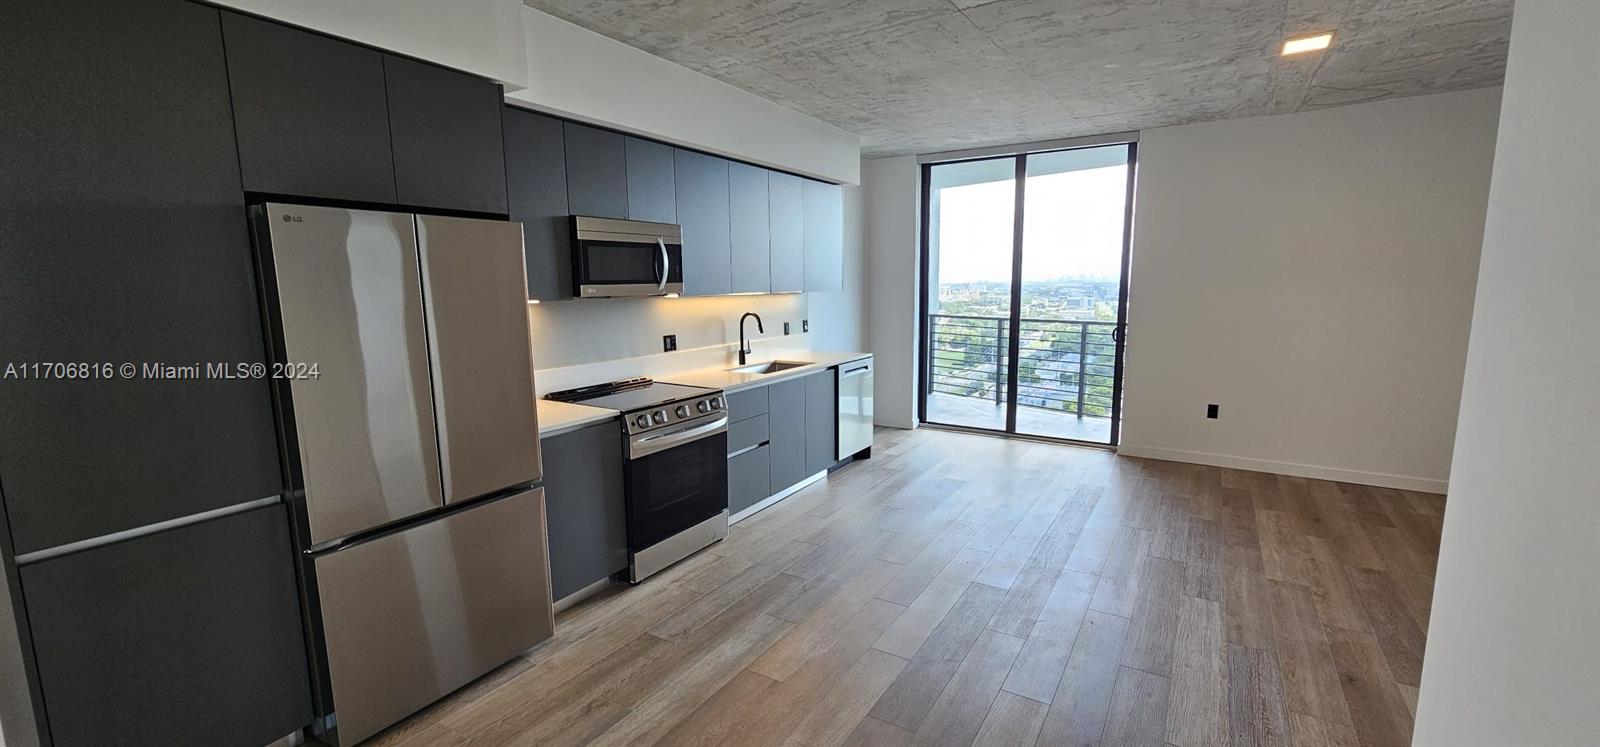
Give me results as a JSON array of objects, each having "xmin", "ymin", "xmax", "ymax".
[{"xmin": 728, "ymin": 360, "xmax": 811, "ymax": 374}]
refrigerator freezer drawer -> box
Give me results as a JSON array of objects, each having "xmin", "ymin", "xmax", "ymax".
[
  {"xmin": 837, "ymin": 360, "xmax": 873, "ymax": 460},
  {"xmin": 313, "ymin": 487, "xmax": 554, "ymax": 745},
  {"xmin": 416, "ymin": 214, "xmax": 543, "ymax": 502}
]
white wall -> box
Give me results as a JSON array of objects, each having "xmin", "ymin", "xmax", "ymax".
[
  {"xmin": 863, "ymin": 156, "xmax": 922, "ymax": 429},
  {"xmin": 1413, "ymin": 2, "xmax": 1600, "ymax": 744},
  {"xmin": 1118, "ymin": 88, "xmax": 1502, "ymax": 492},
  {"xmin": 510, "ymin": 8, "xmax": 860, "ymax": 185},
  {"xmin": 213, "ymin": 0, "xmax": 529, "ymax": 90}
]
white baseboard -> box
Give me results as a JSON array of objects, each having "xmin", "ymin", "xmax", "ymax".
[
  {"xmin": 730, "ymin": 470, "xmax": 827, "ymax": 524},
  {"xmin": 552, "ymin": 576, "xmax": 615, "ymax": 615},
  {"xmin": 1114, "ymin": 445, "xmax": 1448, "ymax": 494}
]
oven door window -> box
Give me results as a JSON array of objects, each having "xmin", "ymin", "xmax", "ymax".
[
  {"xmin": 625, "ymin": 432, "xmax": 728, "ymax": 549},
  {"xmin": 583, "ymin": 241, "xmax": 660, "ymax": 285}
]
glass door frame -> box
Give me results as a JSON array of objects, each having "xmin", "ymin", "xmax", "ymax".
[{"xmin": 916, "ymin": 140, "xmax": 1139, "ymax": 447}]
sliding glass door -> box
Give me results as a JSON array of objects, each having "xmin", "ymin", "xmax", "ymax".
[{"xmin": 919, "ymin": 142, "xmax": 1135, "ymax": 445}]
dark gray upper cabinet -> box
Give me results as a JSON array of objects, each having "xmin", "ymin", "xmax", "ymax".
[
  {"xmin": 805, "ymin": 370, "xmax": 838, "ymax": 475},
  {"xmin": 504, "ymin": 107, "xmax": 573, "ymax": 301},
  {"xmin": 768, "ymin": 171, "xmax": 805, "ymax": 293},
  {"xmin": 767, "ymin": 378, "xmax": 807, "ymax": 494},
  {"xmin": 20, "ymin": 505, "xmax": 311, "ymax": 746},
  {"xmin": 625, "ymin": 137, "xmax": 677, "ymax": 224},
  {"xmin": 675, "ymin": 149, "xmax": 733, "ymax": 296},
  {"xmin": 729, "ymin": 162, "xmax": 771, "ymax": 293},
  {"xmin": 541, "ymin": 421, "xmax": 627, "ymax": 600},
  {"xmin": 564, "ymin": 123, "xmax": 628, "ymax": 219},
  {"xmin": 220, "ymin": 12, "xmax": 396, "ymax": 204},
  {"xmin": 0, "ymin": 0, "xmax": 281, "ymax": 554},
  {"xmin": 384, "ymin": 55, "xmax": 508, "ymax": 214},
  {"xmin": 803, "ymin": 179, "xmax": 844, "ymax": 291}
]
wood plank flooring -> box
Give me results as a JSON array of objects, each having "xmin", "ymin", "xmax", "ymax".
[{"xmin": 368, "ymin": 428, "xmax": 1443, "ymax": 747}]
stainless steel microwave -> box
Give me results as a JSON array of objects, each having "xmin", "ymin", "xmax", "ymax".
[{"xmin": 570, "ymin": 216, "xmax": 683, "ymax": 298}]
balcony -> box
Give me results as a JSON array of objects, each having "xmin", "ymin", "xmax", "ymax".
[{"xmin": 926, "ymin": 313, "xmax": 1115, "ymax": 442}]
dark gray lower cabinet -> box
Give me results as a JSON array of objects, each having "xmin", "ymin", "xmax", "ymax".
[
  {"xmin": 541, "ymin": 421, "xmax": 627, "ymax": 600},
  {"xmin": 739, "ymin": 372, "xmax": 838, "ymax": 508},
  {"xmin": 805, "ymin": 370, "xmax": 838, "ymax": 475},
  {"xmin": 767, "ymin": 378, "xmax": 808, "ymax": 494},
  {"xmin": 18, "ymin": 505, "xmax": 310, "ymax": 746},
  {"xmin": 729, "ymin": 445, "xmax": 771, "ymax": 516}
]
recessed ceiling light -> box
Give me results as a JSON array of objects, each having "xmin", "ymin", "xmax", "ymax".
[{"xmin": 1282, "ymin": 33, "xmax": 1333, "ymax": 56}]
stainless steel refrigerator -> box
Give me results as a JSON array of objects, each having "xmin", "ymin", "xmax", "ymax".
[{"xmin": 250, "ymin": 203, "xmax": 554, "ymax": 745}]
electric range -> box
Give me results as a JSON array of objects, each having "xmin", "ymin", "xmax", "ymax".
[{"xmin": 545, "ymin": 378, "xmax": 729, "ymax": 582}]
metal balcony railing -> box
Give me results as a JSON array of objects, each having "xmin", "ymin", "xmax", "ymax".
[{"xmin": 927, "ymin": 313, "xmax": 1116, "ymax": 419}]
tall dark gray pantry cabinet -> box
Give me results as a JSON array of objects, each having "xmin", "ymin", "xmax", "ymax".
[{"xmin": 0, "ymin": 2, "xmax": 310, "ymax": 746}]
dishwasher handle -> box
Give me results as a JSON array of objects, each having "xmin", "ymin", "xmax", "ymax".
[{"xmin": 839, "ymin": 360, "xmax": 872, "ymax": 376}]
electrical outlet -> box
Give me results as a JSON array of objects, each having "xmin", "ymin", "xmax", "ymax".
[
  {"xmin": 1206, "ymin": 403, "xmax": 1219, "ymax": 419},
  {"xmin": 802, "ymin": 319, "xmax": 809, "ymax": 333},
  {"xmin": 783, "ymin": 322, "xmax": 791, "ymax": 335},
  {"xmin": 662, "ymin": 334, "xmax": 677, "ymax": 352}
]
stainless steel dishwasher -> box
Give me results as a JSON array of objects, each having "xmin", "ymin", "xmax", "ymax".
[{"xmin": 836, "ymin": 358, "xmax": 874, "ymax": 460}]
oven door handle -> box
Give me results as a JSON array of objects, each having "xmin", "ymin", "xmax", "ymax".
[
  {"xmin": 631, "ymin": 416, "xmax": 728, "ymax": 459},
  {"xmin": 656, "ymin": 237, "xmax": 670, "ymax": 292}
]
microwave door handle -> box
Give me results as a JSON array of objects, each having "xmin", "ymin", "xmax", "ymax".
[{"xmin": 656, "ymin": 237, "xmax": 669, "ymax": 292}]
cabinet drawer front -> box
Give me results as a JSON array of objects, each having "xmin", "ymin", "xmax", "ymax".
[
  {"xmin": 728, "ymin": 413, "xmax": 769, "ymax": 455},
  {"xmin": 726, "ymin": 385, "xmax": 769, "ymax": 421},
  {"xmin": 728, "ymin": 445, "xmax": 771, "ymax": 516}
]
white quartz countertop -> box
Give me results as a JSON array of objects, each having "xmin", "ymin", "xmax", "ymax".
[
  {"xmin": 537, "ymin": 399, "xmax": 617, "ymax": 438},
  {"xmin": 660, "ymin": 351, "xmax": 872, "ymax": 394}
]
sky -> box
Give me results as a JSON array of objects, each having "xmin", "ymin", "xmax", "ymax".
[{"xmin": 934, "ymin": 163, "xmax": 1129, "ymax": 284}]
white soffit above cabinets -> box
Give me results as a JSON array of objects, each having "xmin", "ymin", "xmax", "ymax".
[{"xmin": 524, "ymin": 0, "xmax": 1513, "ymax": 157}]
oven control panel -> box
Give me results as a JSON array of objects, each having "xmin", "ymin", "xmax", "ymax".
[{"xmin": 624, "ymin": 393, "xmax": 725, "ymax": 435}]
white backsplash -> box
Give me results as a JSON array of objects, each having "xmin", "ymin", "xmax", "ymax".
[{"xmin": 526, "ymin": 293, "xmax": 819, "ymax": 395}]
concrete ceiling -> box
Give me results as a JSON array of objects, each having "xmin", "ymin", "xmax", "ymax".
[{"xmin": 524, "ymin": 0, "xmax": 1512, "ymax": 157}]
